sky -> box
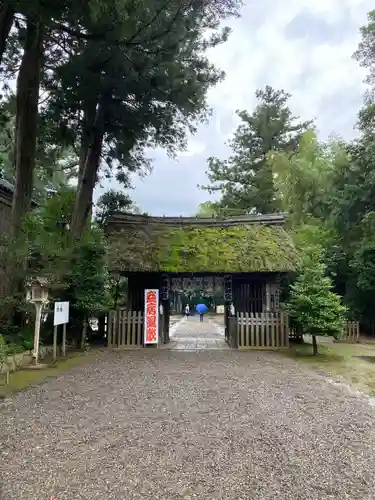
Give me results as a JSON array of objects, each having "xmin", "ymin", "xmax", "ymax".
[{"xmin": 95, "ymin": 0, "xmax": 373, "ymax": 216}]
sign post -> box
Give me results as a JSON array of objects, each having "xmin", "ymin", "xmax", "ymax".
[
  {"xmin": 144, "ymin": 289, "xmax": 159, "ymax": 345},
  {"xmin": 53, "ymin": 301, "xmax": 70, "ymax": 361}
]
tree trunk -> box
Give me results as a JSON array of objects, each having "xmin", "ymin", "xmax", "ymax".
[
  {"xmin": 78, "ymin": 99, "xmax": 98, "ymax": 182},
  {"xmin": 312, "ymin": 335, "xmax": 318, "ymax": 356},
  {"xmin": 0, "ymin": 2, "xmax": 14, "ymax": 65},
  {"xmin": 71, "ymin": 102, "xmax": 105, "ymax": 237},
  {"xmin": 10, "ymin": 18, "xmax": 43, "ymax": 240}
]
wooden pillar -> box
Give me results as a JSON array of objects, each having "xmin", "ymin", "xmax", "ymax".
[
  {"xmin": 224, "ymin": 274, "xmax": 233, "ymax": 303},
  {"xmin": 159, "ymin": 273, "xmax": 170, "ymax": 344},
  {"xmin": 265, "ymin": 282, "xmax": 271, "ymax": 312},
  {"xmin": 127, "ymin": 274, "xmax": 134, "ymax": 310},
  {"xmin": 224, "ymin": 303, "xmax": 229, "ymax": 342},
  {"xmin": 164, "ymin": 300, "xmax": 170, "ymax": 343}
]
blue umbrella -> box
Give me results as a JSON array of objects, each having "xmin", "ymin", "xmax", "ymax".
[{"xmin": 196, "ymin": 303, "xmax": 208, "ymax": 314}]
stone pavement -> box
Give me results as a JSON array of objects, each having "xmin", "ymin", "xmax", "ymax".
[{"xmin": 163, "ymin": 315, "xmax": 228, "ymax": 350}]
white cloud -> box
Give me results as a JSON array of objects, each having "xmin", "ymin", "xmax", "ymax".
[
  {"xmin": 207, "ymin": 0, "xmax": 370, "ymax": 132},
  {"xmin": 98, "ymin": 0, "xmax": 374, "ymax": 214},
  {"xmin": 177, "ymin": 139, "xmax": 206, "ymax": 157}
]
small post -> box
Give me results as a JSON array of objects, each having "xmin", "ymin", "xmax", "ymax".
[
  {"xmin": 62, "ymin": 323, "xmax": 66, "ymax": 357},
  {"xmin": 53, "ymin": 301, "xmax": 69, "ymax": 353},
  {"xmin": 53, "ymin": 325, "xmax": 58, "ymax": 362},
  {"xmin": 81, "ymin": 318, "xmax": 87, "ymax": 350},
  {"xmin": 32, "ymin": 302, "xmax": 43, "ymax": 365}
]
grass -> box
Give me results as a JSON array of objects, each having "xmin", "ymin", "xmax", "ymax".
[
  {"xmin": 284, "ymin": 339, "xmax": 375, "ymax": 396},
  {"xmin": 0, "ymin": 349, "xmax": 100, "ymax": 399}
]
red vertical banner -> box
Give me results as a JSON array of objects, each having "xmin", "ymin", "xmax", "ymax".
[{"xmin": 144, "ymin": 289, "xmax": 159, "ymax": 345}]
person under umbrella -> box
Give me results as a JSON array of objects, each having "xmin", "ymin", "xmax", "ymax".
[{"xmin": 195, "ymin": 303, "xmax": 208, "ymax": 322}]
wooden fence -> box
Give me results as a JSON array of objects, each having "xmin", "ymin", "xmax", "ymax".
[
  {"xmin": 228, "ymin": 312, "xmax": 289, "ymax": 349},
  {"xmin": 344, "ymin": 321, "xmax": 360, "ymax": 343},
  {"xmin": 108, "ymin": 309, "xmax": 144, "ymax": 348}
]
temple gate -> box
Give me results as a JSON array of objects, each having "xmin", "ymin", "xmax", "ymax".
[{"xmin": 105, "ymin": 212, "xmax": 298, "ymax": 349}]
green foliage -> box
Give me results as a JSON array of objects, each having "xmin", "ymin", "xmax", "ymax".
[
  {"xmin": 0, "ymin": 334, "xmax": 9, "ymax": 361},
  {"xmin": 349, "ymin": 212, "xmax": 375, "ymax": 318},
  {"xmin": 353, "ymin": 9, "xmax": 375, "ymax": 90},
  {"xmin": 31, "ymin": 190, "xmax": 109, "ymax": 317},
  {"xmin": 285, "ymin": 254, "xmax": 347, "ymax": 341},
  {"xmin": 0, "ymin": 97, "xmax": 77, "ymax": 201},
  {"xmin": 95, "ymin": 189, "xmax": 135, "ymax": 226},
  {"xmin": 195, "ymin": 202, "xmax": 219, "ymax": 217},
  {"xmin": 0, "ymin": 334, "xmax": 9, "ymax": 384},
  {"xmin": 109, "ymin": 223, "xmax": 299, "ymax": 272},
  {"xmin": 18, "ymin": 328, "xmax": 38, "ymax": 351},
  {"xmin": 22, "ymin": 189, "xmax": 75, "ymax": 286},
  {"xmin": 67, "ymin": 227, "xmax": 108, "ymax": 316},
  {"xmin": 202, "ymin": 86, "xmax": 312, "ymax": 214},
  {"xmin": 291, "ymin": 221, "xmax": 333, "ymax": 258},
  {"xmin": 40, "ymin": 0, "xmax": 241, "ymax": 227},
  {"xmin": 269, "ymin": 130, "xmax": 343, "ymax": 225},
  {"xmin": 0, "ymin": 188, "xmax": 109, "ymax": 346},
  {"xmin": 1, "ymin": 0, "xmax": 242, "ymax": 239}
]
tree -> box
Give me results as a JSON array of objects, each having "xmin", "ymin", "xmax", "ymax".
[
  {"xmin": 1, "ymin": 0, "xmax": 242, "ymax": 241},
  {"xmin": 0, "ymin": 2, "xmax": 14, "ymax": 65},
  {"xmin": 353, "ymin": 9, "xmax": 375, "ymax": 100},
  {"xmin": 66, "ymin": 227, "xmax": 108, "ymax": 348},
  {"xmin": 0, "ymin": 1, "xmax": 91, "ymax": 240},
  {"xmin": 95, "ymin": 189, "xmax": 136, "ymax": 226},
  {"xmin": 285, "ymin": 253, "xmax": 347, "ymax": 355},
  {"xmin": 202, "ymin": 86, "xmax": 312, "ymax": 214},
  {"xmin": 267, "ymin": 129, "xmax": 359, "ymax": 305},
  {"xmin": 0, "ymin": 97, "xmax": 77, "ymax": 201},
  {"xmin": 194, "ymin": 202, "xmax": 219, "ymax": 217},
  {"xmin": 268, "ymin": 130, "xmax": 345, "ymax": 225},
  {"xmin": 38, "ymin": 0, "xmax": 242, "ymax": 237},
  {"xmin": 10, "ymin": 15, "xmax": 44, "ymax": 240}
]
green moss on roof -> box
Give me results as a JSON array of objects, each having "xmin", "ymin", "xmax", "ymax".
[{"xmin": 107, "ymin": 223, "xmax": 299, "ymax": 273}]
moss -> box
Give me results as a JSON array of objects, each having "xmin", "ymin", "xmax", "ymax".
[{"xmin": 108, "ymin": 223, "xmax": 299, "ymax": 272}]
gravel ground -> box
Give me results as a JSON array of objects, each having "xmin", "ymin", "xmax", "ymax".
[{"xmin": 1, "ymin": 349, "xmax": 375, "ymax": 499}]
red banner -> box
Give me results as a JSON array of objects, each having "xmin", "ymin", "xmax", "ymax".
[{"xmin": 144, "ymin": 289, "xmax": 159, "ymax": 344}]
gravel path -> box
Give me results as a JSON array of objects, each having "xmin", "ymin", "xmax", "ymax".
[{"xmin": 1, "ymin": 348, "xmax": 375, "ymax": 499}]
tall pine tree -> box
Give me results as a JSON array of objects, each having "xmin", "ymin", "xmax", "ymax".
[{"xmin": 202, "ymin": 86, "xmax": 312, "ymax": 214}]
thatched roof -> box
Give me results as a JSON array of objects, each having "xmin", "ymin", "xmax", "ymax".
[{"xmin": 105, "ymin": 212, "xmax": 299, "ymax": 273}]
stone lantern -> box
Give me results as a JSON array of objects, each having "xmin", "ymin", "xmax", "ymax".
[{"xmin": 26, "ymin": 277, "xmax": 49, "ymax": 366}]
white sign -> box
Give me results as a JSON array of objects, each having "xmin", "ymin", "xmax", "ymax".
[
  {"xmin": 144, "ymin": 289, "xmax": 159, "ymax": 344},
  {"xmin": 54, "ymin": 301, "xmax": 70, "ymax": 326}
]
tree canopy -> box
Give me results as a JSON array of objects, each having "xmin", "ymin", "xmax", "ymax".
[
  {"xmin": 4, "ymin": 3, "xmax": 375, "ymax": 346},
  {"xmin": 193, "ymin": 9, "xmax": 375, "ymax": 336},
  {"xmin": 0, "ymin": 0, "xmax": 243, "ymax": 333},
  {"xmin": 201, "ymin": 86, "xmax": 312, "ymax": 215},
  {"xmin": 1, "ymin": 0, "xmax": 243, "ymax": 238}
]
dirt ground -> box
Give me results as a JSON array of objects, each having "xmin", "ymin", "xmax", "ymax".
[{"xmin": 1, "ymin": 343, "xmax": 375, "ymax": 499}]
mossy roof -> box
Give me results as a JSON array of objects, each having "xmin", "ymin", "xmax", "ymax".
[{"xmin": 106, "ymin": 213, "xmax": 299, "ymax": 273}]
